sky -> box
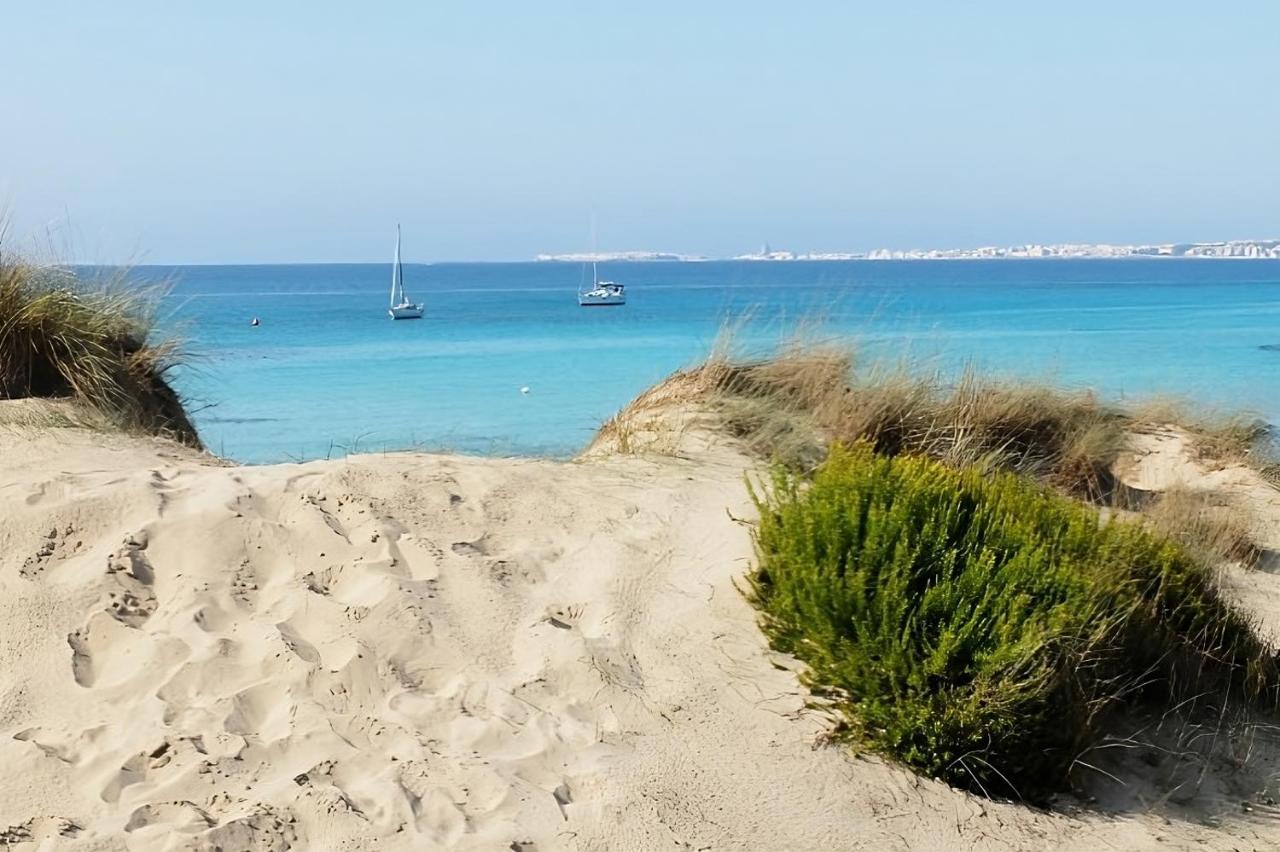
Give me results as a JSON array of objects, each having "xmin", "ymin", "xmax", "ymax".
[{"xmin": 2, "ymin": 1, "xmax": 1278, "ymax": 263}]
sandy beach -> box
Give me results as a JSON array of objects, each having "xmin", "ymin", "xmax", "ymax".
[
  {"xmin": 6, "ymin": 2, "xmax": 1279, "ymax": 847},
  {"xmin": 0, "ymin": 399, "xmax": 1277, "ymax": 851}
]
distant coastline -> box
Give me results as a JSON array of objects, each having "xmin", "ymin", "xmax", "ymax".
[
  {"xmin": 536, "ymin": 238, "xmax": 1280, "ymax": 262},
  {"xmin": 534, "ymin": 251, "xmax": 705, "ymax": 263}
]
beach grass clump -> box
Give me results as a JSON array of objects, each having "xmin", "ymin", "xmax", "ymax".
[
  {"xmin": 1141, "ymin": 487, "xmax": 1264, "ymax": 569},
  {"xmin": 706, "ymin": 348, "xmax": 1128, "ymax": 497},
  {"xmin": 0, "ymin": 254, "xmax": 199, "ymax": 445},
  {"xmin": 1131, "ymin": 399, "xmax": 1279, "ymax": 485},
  {"xmin": 748, "ymin": 443, "xmax": 1277, "ymax": 800}
]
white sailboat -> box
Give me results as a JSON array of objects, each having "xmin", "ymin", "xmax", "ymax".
[
  {"xmin": 577, "ymin": 261, "xmax": 626, "ymax": 307},
  {"xmin": 577, "ymin": 216, "xmax": 626, "ymax": 307},
  {"xmin": 388, "ymin": 225, "xmax": 424, "ymax": 320}
]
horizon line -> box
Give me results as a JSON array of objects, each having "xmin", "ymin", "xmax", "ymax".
[{"xmin": 62, "ymin": 235, "xmax": 1280, "ymax": 267}]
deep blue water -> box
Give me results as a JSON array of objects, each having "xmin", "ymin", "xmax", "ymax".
[{"xmin": 129, "ymin": 260, "xmax": 1280, "ymax": 463}]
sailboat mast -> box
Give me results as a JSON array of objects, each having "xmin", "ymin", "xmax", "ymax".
[
  {"xmin": 391, "ymin": 224, "xmax": 404, "ymax": 306},
  {"xmin": 591, "ymin": 212, "xmax": 599, "ymax": 287},
  {"xmin": 397, "ymin": 226, "xmax": 407, "ymax": 303}
]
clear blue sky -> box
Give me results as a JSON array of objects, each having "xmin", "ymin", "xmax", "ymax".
[{"xmin": 3, "ymin": 1, "xmax": 1278, "ymax": 263}]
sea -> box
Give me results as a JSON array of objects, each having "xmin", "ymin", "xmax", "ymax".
[{"xmin": 131, "ymin": 260, "xmax": 1280, "ymax": 464}]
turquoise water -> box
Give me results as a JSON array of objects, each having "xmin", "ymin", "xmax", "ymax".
[{"xmin": 140, "ymin": 260, "xmax": 1280, "ymax": 463}]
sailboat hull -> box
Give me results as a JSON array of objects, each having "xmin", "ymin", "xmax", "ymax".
[
  {"xmin": 389, "ymin": 304, "xmax": 424, "ymax": 319},
  {"xmin": 577, "ymin": 295, "xmax": 626, "ymax": 306},
  {"xmin": 578, "ymin": 282, "xmax": 626, "ymax": 306}
]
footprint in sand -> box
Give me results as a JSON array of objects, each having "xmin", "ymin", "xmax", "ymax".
[
  {"xmin": 302, "ymin": 564, "xmax": 339, "ymax": 596},
  {"xmin": 275, "ymin": 621, "xmax": 323, "ymax": 665},
  {"xmin": 67, "ymin": 627, "xmax": 95, "ymax": 687},
  {"xmin": 198, "ymin": 810, "xmax": 296, "ymax": 852},
  {"xmin": 413, "ymin": 787, "xmax": 468, "ymax": 846},
  {"xmin": 124, "ymin": 801, "xmax": 214, "ymax": 834},
  {"xmin": 553, "ymin": 781, "xmax": 573, "ymax": 819},
  {"xmin": 389, "ymin": 531, "xmax": 444, "ymax": 581},
  {"xmin": 301, "ymin": 491, "xmax": 353, "ymax": 543},
  {"xmin": 231, "ymin": 557, "xmax": 259, "ymax": 608},
  {"xmin": 67, "ymin": 612, "xmax": 189, "ymax": 689},
  {"xmin": 451, "ymin": 537, "xmax": 487, "ymax": 557},
  {"xmin": 20, "ymin": 524, "xmax": 81, "ymax": 579},
  {"xmin": 0, "ymin": 816, "xmax": 81, "ymax": 844},
  {"xmin": 308, "ymin": 558, "xmax": 413, "ymax": 609},
  {"xmin": 12, "ymin": 727, "xmax": 80, "ymax": 764},
  {"xmin": 223, "ymin": 681, "xmax": 297, "ymax": 742},
  {"xmin": 101, "ymin": 739, "xmax": 184, "ymax": 803},
  {"xmin": 192, "ymin": 600, "xmax": 237, "ymax": 633},
  {"xmin": 489, "ymin": 558, "xmax": 516, "ymax": 585},
  {"xmin": 546, "ymin": 604, "xmax": 584, "ymax": 630},
  {"xmin": 104, "ymin": 534, "xmax": 158, "ymax": 627},
  {"xmin": 585, "ymin": 637, "xmax": 645, "ymax": 694}
]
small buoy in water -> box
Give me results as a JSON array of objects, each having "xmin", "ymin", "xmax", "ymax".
[
  {"xmin": 250, "ymin": 317, "xmax": 261, "ymax": 327},
  {"xmin": 520, "ymin": 386, "xmax": 530, "ymax": 395}
]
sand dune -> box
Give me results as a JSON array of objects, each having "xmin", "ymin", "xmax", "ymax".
[{"xmin": 2, "ymin": 418, "xmax": 1280, "ymax": 850}]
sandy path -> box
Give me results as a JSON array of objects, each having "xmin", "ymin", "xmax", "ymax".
[{"xmin": 1, "ymin": 424, "xmax": 1277, "ymax": 850}]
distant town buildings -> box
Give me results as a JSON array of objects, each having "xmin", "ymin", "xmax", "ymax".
[
  {"xmin": 735, "ymin": 242, "xmax": 798, "ymax": 261},
  {"xmin": 863, "ymin": 240, "xmax": 1280, "ymax": 260},
  {"xmin": 537, "ymin": 240, "xmax": 1280, "ymax": 263}
]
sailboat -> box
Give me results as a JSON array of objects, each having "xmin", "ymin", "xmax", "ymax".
[
  {"xmin": 577, "ymin": 260, "xmax": 626, "ymax": 307},
  {"xmin": 577, "ymin": 216, "xmax": 626, "ymax": 307},
  {"xmin": 388, "ymin": 225, "xmax": 424, "ymax": 319}
]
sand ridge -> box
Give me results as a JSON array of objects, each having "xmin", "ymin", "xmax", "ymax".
[{"xmin": 2, "ymin": 423, "xmax": 1280, "ymax": 849}]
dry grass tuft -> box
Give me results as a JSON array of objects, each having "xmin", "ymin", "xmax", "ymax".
[
  {"xmin": 0, "ymin": 251, "xmax": 200, "ymax": 446},
  {"xmin": 1130, "ymin": 398, "xmax": 1278, "ymax": 483},
  {"xmin": 699, "ymin": 346, "xmax": 1129, "ymax": 498},
  {"xmin": 587, "ymin": 368, "xmax": 720, "ymax": 456},
  {"xmin": 1141, "ymin": 486, "xmax": 1264, "ymax": 569},
  {"xmin": 595, "ymin": 332, "xmax": 1277, "ymax": 511}
]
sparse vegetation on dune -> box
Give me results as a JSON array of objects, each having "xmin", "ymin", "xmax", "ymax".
[
  {"xmin": 693, "ymin": 346, "xmax": 1132, "ymax": 496},
  {"xmin": 1131, "ymin": 398, "xmax": 1280, "ymax": 485},
  {"xmin": 685, "ymin": 343, "xmax": 1278, "ymax": 494},
  {"xmin": 596, "ymin": 339, "xmax": 1280, "ymax": 802},
  {"xmin": 1141, "ymin": 486, "xmax": 1265, "ymax": 570},
  {"xmin": 0, "ymin": 252, "xmax": 199, "ymax": 446},
  {"xmin": 748, "ymin": 444, "xmax": 1279, "ymax": 801}
]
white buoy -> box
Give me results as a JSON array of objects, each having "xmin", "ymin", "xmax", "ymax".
[{"xmin": 520, "ymin": 386, "xmax": 530, "ymax": 395}]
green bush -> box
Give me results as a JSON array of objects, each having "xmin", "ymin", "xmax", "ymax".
[{"xmin": 748, "ymin": 443, "xmax": 1277, "ymax": 800}]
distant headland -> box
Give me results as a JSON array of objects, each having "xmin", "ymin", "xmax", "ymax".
[
  {"xmin": 536, "ymin": 238, "xmax": 1280, "ymax": 262},
  {"xmin": 534, "ymin": 251, "xmax": 703, "ymax": 263}
]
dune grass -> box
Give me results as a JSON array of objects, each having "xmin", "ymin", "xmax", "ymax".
[
  {"xmin": 1140, "ymin": 486, "xmax": 1264, "ymax": 569},
  {"xmin": 748, "ymin": 443, "xmax": 1278, "ymax": 800},
  {"xmin": 692, "ymin": 344, "xmax": 1277, "ymax": 496},
  {"xmin": 1131, "ymin": 398, "xmax": 1279, "ymax": 485},
  {"xmin": 699, "ymin": 347, "xmax": 1130, "ymax": 497},
  {"xmin": 0, "ymin": 253, "xmax": 199, "ymax": 446}
]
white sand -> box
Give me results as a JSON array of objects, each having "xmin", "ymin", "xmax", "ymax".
[{"xmin": 2, "ymin": 415, "xmax": 1280, "ymax": 850}]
